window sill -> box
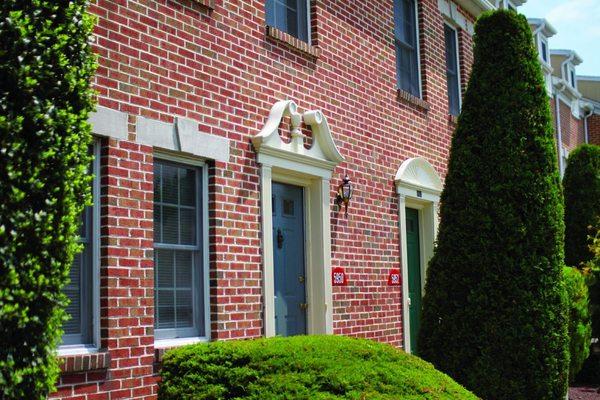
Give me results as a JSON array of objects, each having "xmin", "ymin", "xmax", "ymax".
[
  {"xmin": 194, "ymin": 0, "xmax": 215, "ymax": 9},
  {"xmin": 397, "ymin": 89, "xmax": 430, "ymax": 111},
  {"xmin": 266, "ymin": 26, "xmax": 321, "ymax": 58},
  {"xmin": 57, "ymin": 349, "xmax": 110, "ymax": 373},
  {"xmin": 155, "ymin": 337, "xmax": 208, "ymax": 363}
]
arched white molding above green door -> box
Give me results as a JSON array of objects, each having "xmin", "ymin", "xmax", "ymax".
[{"xmin": 395, "ymin": 157, "xmax": 443, "ymax": 354}]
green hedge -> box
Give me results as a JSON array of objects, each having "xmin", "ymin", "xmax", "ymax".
[
  {"xmin": 563, "ymin": 266, "xmax": 592, "ymax": 382},
  {"xmin": 0, "ymin": 1, "xmax": 95, "ymax": 398},
  {"xmin": 418, "ymin": 10, "xmax": 569, "ymax": 399},
  {"xmin": 159, "ymin": 335, "xmax": 478, "ymax": 400},
  {"xmin": 577, "ymin": 225, "xmax": 600, "ymax": 383},
  {"xmin": 564, "ymin": 144, "xmax": 600, "ymax": 267}
]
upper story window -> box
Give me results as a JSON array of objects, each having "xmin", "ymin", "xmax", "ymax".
[
  {"xmin": 394, "ymin": 0, "xmax": 421, "ymax": 97},
  {"xmin": 266, "ymin": 0, "xmax": 310, "ymax": 43},
  {"xmin": 564, "ymin": 64, "xmax": 577, "ymax": 88},
  {"xmin": 444, "ymin": 24, "xmax": 460, "ymax": 116},
  {"xmin": 154, "ymin": 160, "xmax": 208, "ymax": 341},
  {"xmin": 540, "ymin": 38, "xmax": 549, "ymax": 63},
  {"xmin": 61, "ymin": 142, "xmax": 99, "ymax": 349}
]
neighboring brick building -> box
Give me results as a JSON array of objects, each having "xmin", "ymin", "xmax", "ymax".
[
  {"xmin": 528, "ymin": 19, "xmax": 598, "ymax": 176},
  {"xmin": 47, "ymin": 1, "xmax": 596, "ymax": 399},
  {"xmin": 578, "ymin": 76, "xmax": 600, "ymax": 146}
]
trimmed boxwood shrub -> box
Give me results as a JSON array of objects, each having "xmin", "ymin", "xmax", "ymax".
[
  {"xmin": 418, "ymin": 10, "xmax": 569, "ymax": 399},
  {"xmin": 0, "ymin": 1, "xmax": 95, "ymax": 398},
  {"xmin": 159, "ymin": 335, "xmax": 478, "ymax": 400},
  {"xmin": 564, "ymin": 144, "xmax": 600, "ymax": 267},
  {"xmin": 563, "ymin": 266, "xmax": 592, "ymax": 382}
]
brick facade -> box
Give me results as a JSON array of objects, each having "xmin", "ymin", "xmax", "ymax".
[
  {"xmin": 589, "ymin": 114, "xmax": 600, "ymax": 146},
  {"xmin": 47, "ymin": 1, "xmax": 595, "ymax": 399}
]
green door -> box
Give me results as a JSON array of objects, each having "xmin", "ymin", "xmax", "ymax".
[{"xmin": 406, "ymin": 208, "xmax": 422, "ymax": 354}]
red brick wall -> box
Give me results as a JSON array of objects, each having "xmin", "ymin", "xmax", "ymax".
[
  {"xmin": 558, "ymin": 99, "xmax": 585, "ymax": 151},
  {"xmin": 589, "ymin": 114, "xmax": 600, "ymax": 146},
  {"xmin": 51, "ymin": 0, "xmax": 476, "ymax": 398}
]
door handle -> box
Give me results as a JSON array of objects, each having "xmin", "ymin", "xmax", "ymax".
[
  {"xmin": 299, "ymin": 303, "xmax": 308, "ymax": 311},
  {"xmin": 277, "ymin": 228, "xmax": 284, "ymax": 249}
]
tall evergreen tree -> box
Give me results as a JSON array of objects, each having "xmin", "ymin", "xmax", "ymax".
[
  {"xmin": 418, "ymin": 10, "xmax": 568, "ymax": 399},
  {"xmin": 564, "ymin": 144, "xmax": 600, "ymax": 268},
  {"xmin": 0, "ymin": 1, "xmax": 96, "ymax": 398}
]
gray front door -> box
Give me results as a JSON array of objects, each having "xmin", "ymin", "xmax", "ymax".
[{"xmin": 272, "ymin": 182, "xmax": 307, "ymax": 336}]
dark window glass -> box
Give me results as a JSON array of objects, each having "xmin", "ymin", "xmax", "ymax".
[
  {"xmin": 154, "ymin": 161, "xmax": 204, "ymax": 339},
  {"xmin": 445, "ymin": 25, "xmax": 460, "ymax": 116},
  {"xmin": 62, "ymin": 149, "xmax": 95, "ymax": 346},
  {"xmin": 266, "ymin": 0, "xmax": 309, "ymax": 42},
  {"xmin": 541, "ymin": 40, "xmax": 548, "ymax": 63},
  {"xmin": 394, "ymin": 0, "xmax": 420, "ymax": 97}
]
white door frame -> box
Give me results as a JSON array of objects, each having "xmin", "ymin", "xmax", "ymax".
[
  {"xmin": 395, "ymin": 157, "xmax": 443, "ymax": 353},
  {"xmin": 253, "ymin": 100, "xmax": 345, "ymax": 337}
]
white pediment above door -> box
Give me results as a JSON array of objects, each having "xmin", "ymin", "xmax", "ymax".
[{"xmin": 252, "ymin": 100, "xmax": 345, "ymax": 177}]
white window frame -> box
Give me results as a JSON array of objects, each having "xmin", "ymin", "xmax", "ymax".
[
  {"xmin": 444, "ymin": 22, "xmax": 461, "ymax": 116},
  {"xmin": 538, "ymin": 35, "xmax": 550, "ymax": 65},
  {"xmin": 58, "ymin": 140, "xmax": 101, "ymax": 355},
  {"xmin": 266, "ymin": 0, "xmax": 311, "ymax": 44},
  {"xmin": 394, "ymin": 0, "xmax": 423, "ymax": 98},
  {"xmin": 153, "ymin": 152, "xmax": 210, "ymax": 347}
]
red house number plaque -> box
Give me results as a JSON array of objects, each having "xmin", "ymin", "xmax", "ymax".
[
  {"xmin": 332, "ymin": 267, "xmax": 347, "ymax": 286},
  {"xmin": 388, "ymin": 269, "xmax": 401, "ymax": 286}
]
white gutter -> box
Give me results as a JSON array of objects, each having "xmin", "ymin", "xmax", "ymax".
[
  {"xmin": 582, "ymin": 104, "xmax": 594, "ymax": 144},
  {"xmin": 554, "ymin": 80, "xmax": 566, "ymax": 174}
]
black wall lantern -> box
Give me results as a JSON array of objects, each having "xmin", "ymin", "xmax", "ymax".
[{"xmin": 335, "ymin": 174, "xmax": 353, "ymax": 217}]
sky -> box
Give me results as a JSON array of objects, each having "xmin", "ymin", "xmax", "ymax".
[{"xmin": 519, "ymin": 0, "xmax": 600, "ymax": 76}]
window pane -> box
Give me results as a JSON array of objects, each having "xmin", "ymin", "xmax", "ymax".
[
  {"xmin": 176, "ymin": 251, "xmax": 193, "ymax": 288},
  {"xmin": 180, "ymin": 208, "xmax": 196, "ymax": 245},
  {"xmin": 162, "ymin": 165, "xmax": 179, "ymax": 205},
  {"xmin": 157, "ymin": 292, "xmax": 175, "ymax": 329},
  {"xmin": 541, "ymin": 41, "xmax": 548, "ymax": 62},
  {"xmin": 267, "ymin": 0, "xmax": 308, "ymax": 42},
  {"xmin": 162, "ymin": 206, "xmax": 179, "ymax": 244},
  {"xmin": 445, "ymin": 25, "xmax": 460, "ymax": 116},
  {"xmin": 395, "ymin": 0, "xmax": 419, "ymax": 96},
  {"xmin": 154, "ymin": 205, "xmax": 162, "ymax": 242},
  {"xmin": 180, "ymin": 168, "xmax": 196, "ymax": 207},
  {"xmin": 154, "ymin": 160, "xmax": 203, "ymax": 338},
  {"xmin": 176, "ymin": 290, "xmax": 193, "ymax": 328},
  {"xmin": 154, "ymin": 163, "xmax": 162, "ymax": 203},
  {"xmin": 156, "ymin": 249, "xmax": 174, "ymax": 288},
  {"xmin": 64, "ymin": 253, "xmax": 82, "ymax": 335}
]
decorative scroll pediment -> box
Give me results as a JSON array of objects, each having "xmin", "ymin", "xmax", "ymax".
[
  {"xmin": 395, "ymin": 157, "xmax": 443, "ymax": 195},
  {"xmin": 252, "ymin": 100, "xmax": 345, "ymax": 172}
]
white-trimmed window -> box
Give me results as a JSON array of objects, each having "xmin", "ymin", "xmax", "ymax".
[
  {"xmin": 153, "ymin": 159, "xmax": 208, "ymax": 341},
  {"xmin": 539, "ymin": 37, "xmax": 549, "ymax": 64},
  {"xmin": 265, "ymin": 0, "xmax": 310, "ymax": 43},
  {"xmin": 444, "ymin": 24, "xmax": 461, "ymax": 116},
  {"xmin": 61, "ymin": 142, "xmax": 100, "ymax": 350},
  {"xmin": 394, "ymin": 0, "xmax": 421, "ymax": 97}
]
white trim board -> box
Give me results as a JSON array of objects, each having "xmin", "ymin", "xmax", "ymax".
[
  {"xmin": 395, "ymin": 157, "xmax": 442, "ymax": 354},
  {"xmin": 253, "ymin": 100, "xmax": 345, "ymax": 337}
]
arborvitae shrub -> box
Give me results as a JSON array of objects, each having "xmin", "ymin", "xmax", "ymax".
[
  {"xmin": 577, "ymin": 225, "xmax": 600, "ymax": 383},
  {"xmin": 564, "ymin": 145, "xmax": 600, "ymax": 383},
  {"xmin": 563, "ymin": 266, "xmax": 592, "ymax": 382},
  {"xmin": 418, "ymin": 10, "xmax": 568, "ymax": 399},
  {"xmin": 0, "ymin": 1, "xmax": 95, "ymax": 398},
  {"xmin": 564, "ymin": 144, "xmax": 600, "ymax": 267},
  {"xmin": 159, "ymin": 335, "xmax": 478, "ymax": 400}
]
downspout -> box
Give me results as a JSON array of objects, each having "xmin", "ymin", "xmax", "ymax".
[
  {"xmin": 583, "ymin": 105, "xmax": 594, "ymax": 144},
  {"xmin": 554, "ymin": 81, "xmax": 566, "ymax": 174}
]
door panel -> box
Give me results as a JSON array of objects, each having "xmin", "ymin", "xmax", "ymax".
[
  {"xmin": 272, "ymin": 182, "xmax": 306, "ymax": 336},
  {"xmin": 406, "ymin": 207, "xmax": 422, "ymax": 354}
]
